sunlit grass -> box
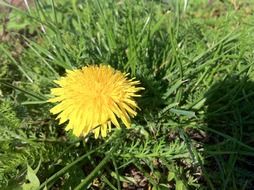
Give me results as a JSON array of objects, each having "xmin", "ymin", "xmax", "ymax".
[{"xmin": 1, "ymin": 0, "xmax": 254, "ymax": 189}]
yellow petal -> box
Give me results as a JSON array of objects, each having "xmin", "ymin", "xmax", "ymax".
[
  {"xmin": 94, "ymin": 127, "xmax": 100, "ymax": 139},
  {"xmin": 48, "ymin": 64, "xmax": 143, "ymax": 138},
  {"xmin": 101, "ymin": 123, "xmax": 107, "ymax": 137}
]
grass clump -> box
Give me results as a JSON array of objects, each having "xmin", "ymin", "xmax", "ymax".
[{"xmin": 1, "ymin": 0, "xmax": 254, "ymax": 189}]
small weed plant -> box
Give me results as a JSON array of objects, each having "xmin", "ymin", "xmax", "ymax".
[{"xmin": 1, "ymin": 0, "xmax": 254, "ymax": 189}]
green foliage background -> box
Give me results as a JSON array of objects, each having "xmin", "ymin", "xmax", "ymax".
[{"xmin": 1, "ymin": 0, "xmax": 254, "ymax": 189}]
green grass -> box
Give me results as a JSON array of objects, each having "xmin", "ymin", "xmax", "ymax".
[{"xmin": 1, "ymin": 0, "xmax": 254, "ymax": 189}]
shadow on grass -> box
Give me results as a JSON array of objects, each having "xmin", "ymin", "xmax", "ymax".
[{"xmin": 204, "ymin": 75, "xmax": 254, "ymax": 190}]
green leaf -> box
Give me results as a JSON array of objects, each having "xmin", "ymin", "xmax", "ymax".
[
  {"xmin": 22, "ymin": 164, "xmax": 40, "ymax": 190},
  {"xmin": 169, "ymin": 108, "xmax": 196, "ymax": 118},
  {"xmin": 163, "ymin": 80, "xmax": 185, "ymax": 100},
  {"xmin": 167, "ymin": 171, "xmax": 175, "ymax": 181},
  {"xmin": 175, "ymin": 179, "xmax": 186, "ymax": 190}
]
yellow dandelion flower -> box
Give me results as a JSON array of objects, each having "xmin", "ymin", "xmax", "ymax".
[{"xmin": 48, "ymin": 64, "xmax": 144, "ymax": 139}]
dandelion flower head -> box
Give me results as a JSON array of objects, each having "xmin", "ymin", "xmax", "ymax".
[{"xmin": 48, "ymin": 64, "xmax": 143, "ymax": 138}]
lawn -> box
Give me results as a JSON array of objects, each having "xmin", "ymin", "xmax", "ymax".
[{"xmin": 1, "ymin": 0, "xmax": 254, "ymax": 189}]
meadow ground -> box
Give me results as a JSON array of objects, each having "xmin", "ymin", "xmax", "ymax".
[{"xmin": 1, "ymin": 0, "xmax": 254, "ymax": 189}]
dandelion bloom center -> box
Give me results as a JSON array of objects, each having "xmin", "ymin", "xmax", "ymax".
[{"xmin": 48, "ymin": 64, "xmax": 143, "ymax": 138}]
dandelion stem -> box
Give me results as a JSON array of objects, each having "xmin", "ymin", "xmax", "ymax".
[
  {"xmin": 39, "ymin": 130, "xmax": 121, "ymax": 190},
  {"xmin": 74, "ymin": 130, "xmax": 122, "ymax": 190}
]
